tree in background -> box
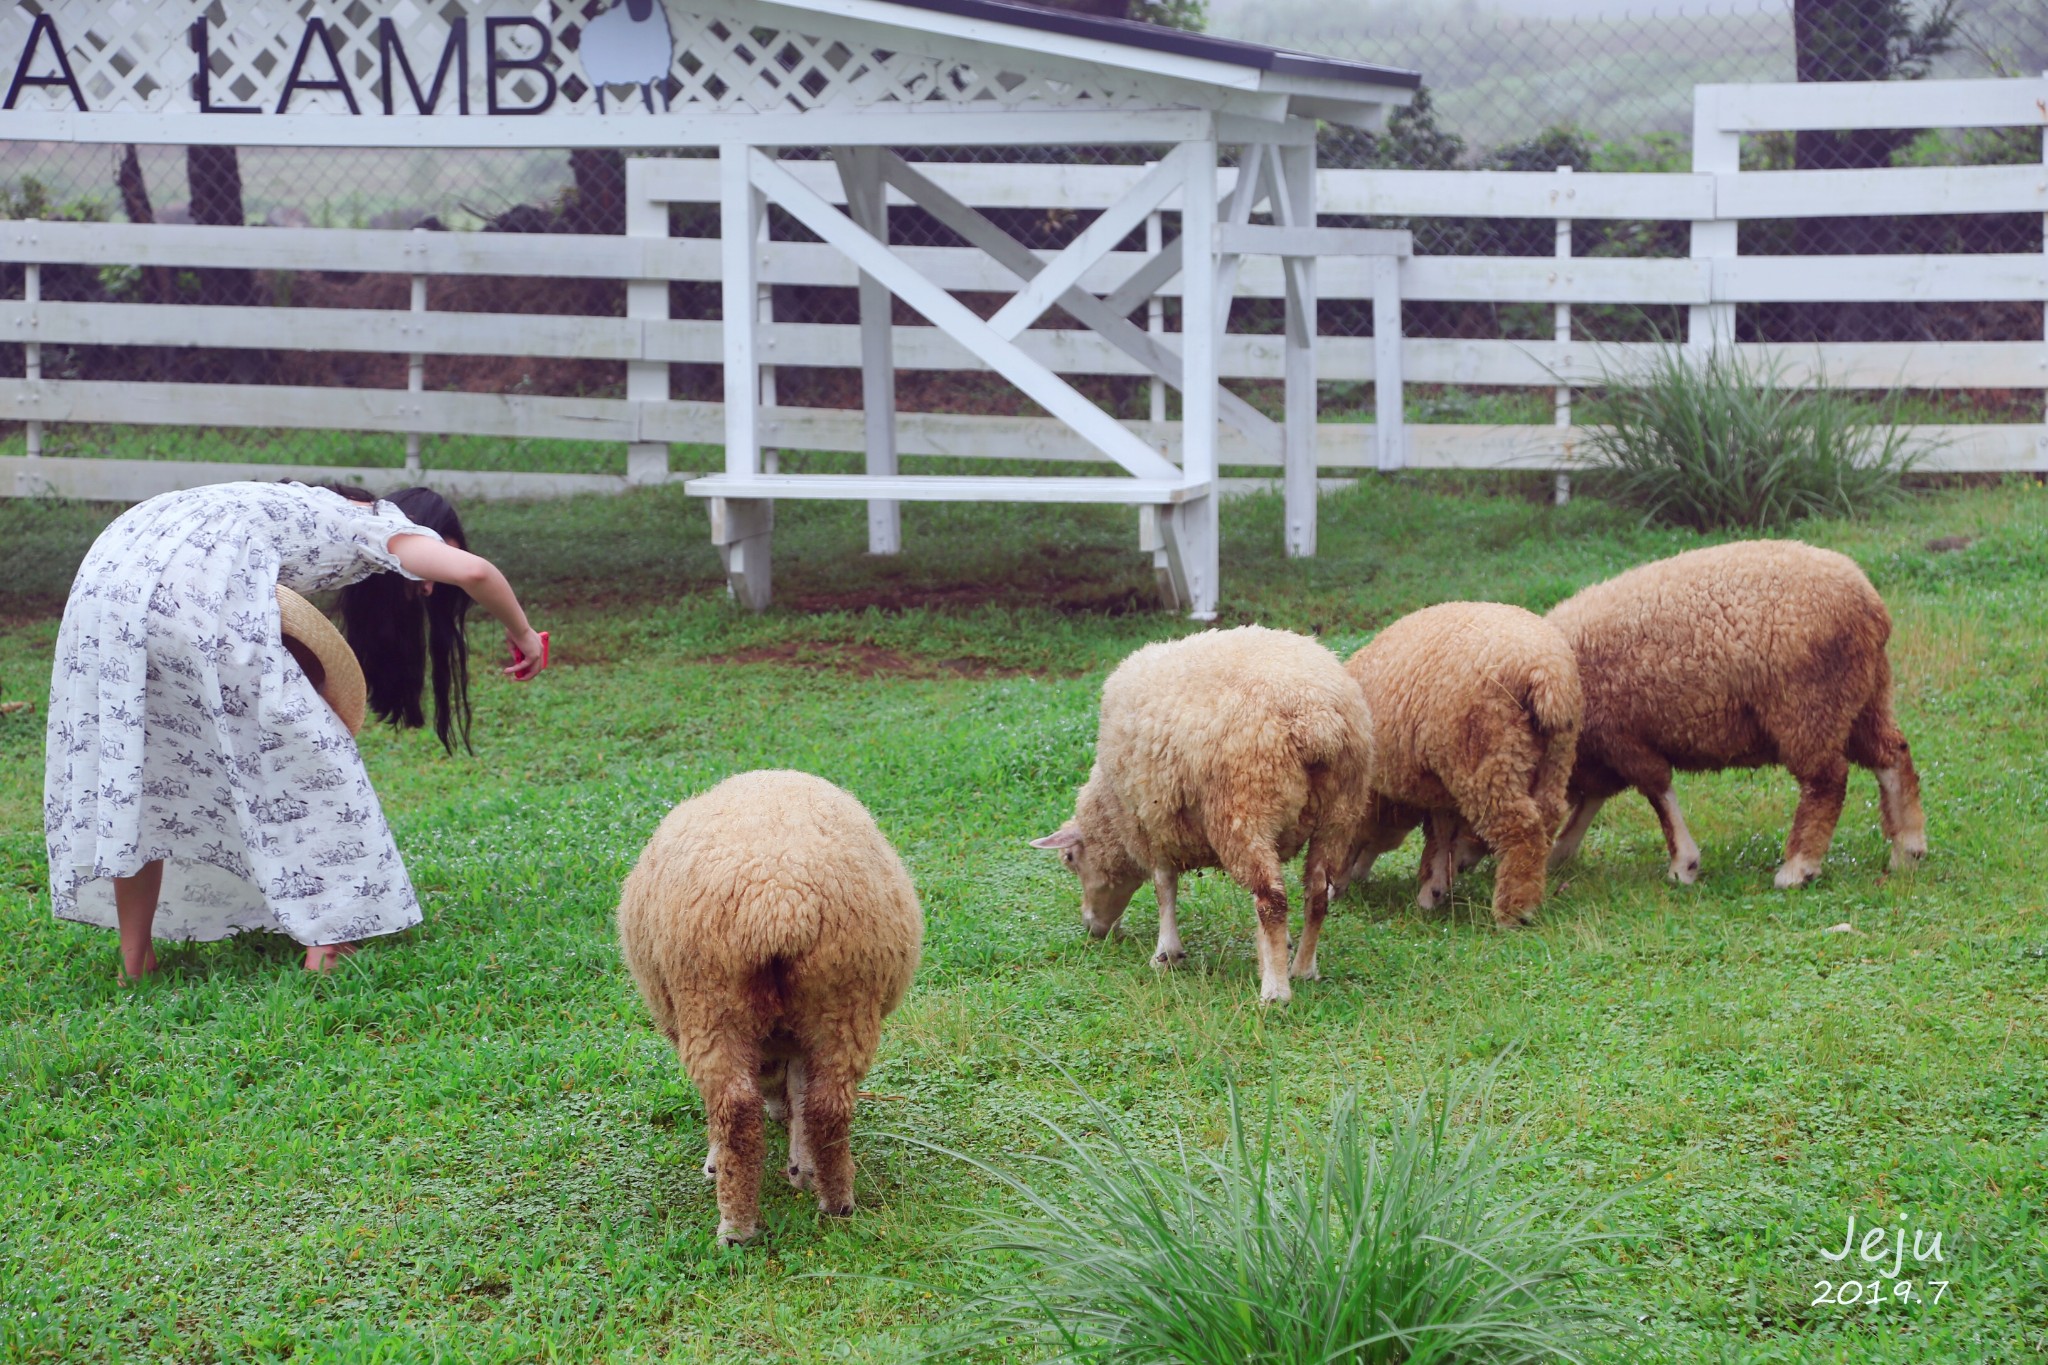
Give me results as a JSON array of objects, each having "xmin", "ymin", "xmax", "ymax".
[
  {"xmin": 1792, "ymin": 0, "xmax": 1959, "ymax": 171},
  {"xmin": 1788, "ymin": 0, "xmax": 1960, "ymax": 340}
]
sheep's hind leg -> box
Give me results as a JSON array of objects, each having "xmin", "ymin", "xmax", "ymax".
[
  {"xmin": 783, "ymin": 1056, "xmax": 815, "ymax": 1191},
  {"xmin": 1416, "ymin": 810, "xmax": 1458, "ymax": 910},
  {"xmin": 1645, "ymin": 787, "xmax": 1701, "ymax": 885},
  {"xmin": 1776, "ymin": 755, "xmax": 1848, "ymax": 889},
  {"xmin": 1218, "ymin": 838, "xmax": 1292, "ymax": 1004},
  {"xmin": 1848, "ymin": 690, "xmax": 1926, "ymax": 869},
  {"xmin": 1290, "ymin": 838, "xmax": 1341, "ymax": 981},
  {"xmin": 704, "ymin": 1064, "xmax": 766, "ymax": 1244},
  {"xmin": 1547, "ymin": 794, "xmax": 1607, "ymax": 870},
  {"xmin": 1151, "ymin": 869, "xmax": 1185, "ymax": 969},
  {"xmin": 1467, "ymin": 798, "xmax": 1549, "ymax": 929},
  {"xmin": 802, "ymin": 1058, "xmax": 861, "ymax": 1217}
]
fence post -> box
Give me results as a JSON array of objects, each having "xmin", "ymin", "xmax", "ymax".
[
  {"xmin": 404, "ymin": 230, "xmax": 426, "ymax": 475},
  {"xmin": 1553, "ymin": 164, "xmax": 1572, "ymax": 505},
  {"xmin": 1372, "ymin": 253, "xmax": 1404, "ymax": 471},
  {"xmin": 624, "ymin": 158, "xmax": 672, "ymax": 487},
  {"xmin": 1689, "ymin": 85, "xmax": 1738, "ymax": 354},
  {"xmin": 22, "ymin": 262, "xmax": 39, "ymax": 460}
]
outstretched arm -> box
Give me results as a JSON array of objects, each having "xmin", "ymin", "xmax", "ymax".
[{"xmin": 387, "ymin": 533, "xmax": 547, "ymax": 680}]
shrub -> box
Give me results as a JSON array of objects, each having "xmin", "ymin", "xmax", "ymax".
[
  {"xmin": 921, "ymin": 1073, "xmax": 1619, "ymax": 1364},
  {"xmin": 1571, "ymin": 348, "xmax": 1922, "ymax": 531}
]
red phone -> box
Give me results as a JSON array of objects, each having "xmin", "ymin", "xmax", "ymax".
[{"xmin": 512, "ymin": 631, "xmax": 550, "ymax": 675}]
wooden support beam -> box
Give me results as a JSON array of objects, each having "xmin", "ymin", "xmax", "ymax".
[
  {"xmin": 1274, "ymin": 143, "xmax": 1319, "ymax": 559},
  {"xmin": 832, "ymin": 146, "xmax": 901, "ymax": 555},
  {"xmin": 718, "ymin": 144, "xmax": 765, "ymax": 478},
  {"xmin": 709, "ymin": 497, "xmax": 774, "ymax": 612}
]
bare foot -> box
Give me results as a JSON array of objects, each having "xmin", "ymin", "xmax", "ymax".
[
  {"xmin": 118, "ymin": 948, "xmax": 158, "ymax": 985},
  {"xmin": 303, "ymin": 943, "xmax": 358, "ymax": 972}
]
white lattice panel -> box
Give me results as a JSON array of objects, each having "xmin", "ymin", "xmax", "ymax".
[{"xmin": 0, "ymin": 0, "xmax": 1161, "ymax": 117}]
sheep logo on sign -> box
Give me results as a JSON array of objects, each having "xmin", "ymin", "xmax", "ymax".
[{"xmin": 580, "ymin": 0, "xmax": 675, "ymax": 112}]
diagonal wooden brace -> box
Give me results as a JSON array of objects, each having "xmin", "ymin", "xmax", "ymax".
[
  {"xmin": 750, "ymin": 150, "xmax": 1183, "ymax": 483},
  {"xmin": 986, "ymin": 147, "xmax": 1188, "ymax": 341},
  {"xmin": 878, "ymin": 152, "xmax": 1280, "ymax": 465}
]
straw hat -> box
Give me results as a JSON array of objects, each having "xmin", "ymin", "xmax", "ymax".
[{"xmin": 275, "ymin": 586, "xmax": 366, "ymax": 736}]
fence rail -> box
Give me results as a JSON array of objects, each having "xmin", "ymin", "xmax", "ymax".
[{"xmin": 6, "ymin": 74, "xmax": 2048, "ymax": 499}]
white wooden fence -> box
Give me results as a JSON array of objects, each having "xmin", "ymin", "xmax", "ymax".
[{"xmin": 4, "ymin": 74, "xmax": 2046, "ymax": 502}]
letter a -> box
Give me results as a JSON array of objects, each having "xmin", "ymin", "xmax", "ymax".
[{"xmin": 5, "ymin": 14, "xmax": 87, "ymax": 111}]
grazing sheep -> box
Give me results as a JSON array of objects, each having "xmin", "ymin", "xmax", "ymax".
[
  {"xmin": 1032, "ymin": 625, "xmax": 1374, "ymax": 1004},
  {"xmin": 617, "ymin": 770, "xmax": 923, "ymax": 1244},
  {"xmin": 1340, "ymin": 602, "xmax": 1582, "ymax": 927},
  {"xmin": 1546, "ymin": 539, "xmax": 1926, "ymax": 888}
]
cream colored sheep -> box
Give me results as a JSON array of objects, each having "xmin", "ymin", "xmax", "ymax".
[
  {"xmin": 1546, "ymin": 539, "xmax": 1926, "ymax": 888},
  {"xmin": 1032, "ymin": 625, "xmax": 1374, "ymax": 1004},
  {"xmin": 617, "ymin": 770, "xmax": 923, "ymax": 1245},
  {"xmin": 1340, "ymin": 602, "xmax": 1581, "ymax": 927}
]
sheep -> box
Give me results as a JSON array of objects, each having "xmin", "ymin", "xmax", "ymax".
[
  {"xmin": 1545, "ymin": 539, "xmax": 1926, "ymax": 889},
  {"xmin": 1339, "ymin": 602, "xmax": 1582, "ymax": 927},
  {"xmin": 580, "ymin": 0, "xmax": 674, "ymax": 113},
  {"xmin": 617, "ymin": 769, "xmax": 923, "ymax": 1245},
  {"xmin": 1032, "ymin": 625, "xmax": 1374, "ymax": 1004}
]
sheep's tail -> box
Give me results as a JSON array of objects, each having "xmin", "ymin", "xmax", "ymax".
[{"xmin": 1520, "ymin": 656, "xmax": 1580, "ymax": 739}]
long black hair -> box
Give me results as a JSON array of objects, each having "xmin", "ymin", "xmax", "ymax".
[{"xmin": 335, "ymin": 486, "xmax": 475, "ymax": 754}]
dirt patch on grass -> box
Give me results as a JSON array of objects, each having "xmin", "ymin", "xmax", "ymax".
[
  {"xmin": 789, "ymin": 577, "xmax": 1156, "ymax": 617},
  {"xmin": 703, "ymin": 641, "xmax": 1056, "ymax": 679}
]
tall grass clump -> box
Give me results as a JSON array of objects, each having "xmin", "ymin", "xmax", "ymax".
[
  {"xmin": 920, "ymin": 1073, "xmax": 1620, "ymax": 1364},
  {"xmin": 1572, "ymin": 348, "xmax": 1922, "ymax": 530}
]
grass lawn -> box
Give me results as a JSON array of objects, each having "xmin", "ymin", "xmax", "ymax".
[{"xmin": 1, "ymin": 472, "xmax": 2044, "ymax": 1362}]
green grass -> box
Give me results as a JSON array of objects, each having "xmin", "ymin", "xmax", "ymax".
[{"xmin": 2, "ymin": 474, "xmax": 2045, "ymax": 1361}]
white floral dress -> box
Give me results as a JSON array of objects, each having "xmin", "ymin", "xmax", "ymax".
[{"xmin": 44, "ymin": 481, "xmax": 443, "ymax": 946}]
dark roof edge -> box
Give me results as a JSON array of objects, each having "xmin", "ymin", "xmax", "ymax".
[{"xmin": 864, "ymin": 0, "xmax": 1422, "ymax": 91}]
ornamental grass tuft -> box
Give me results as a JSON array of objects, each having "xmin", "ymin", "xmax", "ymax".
[
  {"xmin": 1571, "ymin": 348, "xmax": 1922, "ymax": 531},
  {"xmin": 922, "ymin": 1071, "xmax": 1622, "ymax": 1364}
]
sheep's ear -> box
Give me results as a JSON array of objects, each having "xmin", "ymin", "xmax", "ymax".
[{"xmin": 1030, "ymin": 829, "xmax": 1082, "ymax": 851}]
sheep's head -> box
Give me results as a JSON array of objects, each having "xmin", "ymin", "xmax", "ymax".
[{"xmin": 1031, "ymin": 816, "xmax": 1144, "ymax": 940}]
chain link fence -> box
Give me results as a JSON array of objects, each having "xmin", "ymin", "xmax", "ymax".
[{"xmin": 3, "ymin": 0, "xmax": 2041, "ymax": 471}]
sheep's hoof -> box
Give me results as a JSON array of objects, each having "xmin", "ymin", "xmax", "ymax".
[
  {"xmin": 1259, "ymin": 982, "xmax": 1293, "ymax": 1006},
  {"xmin": 1890, "ymin": 838, "xmax": 1927, "ymax": 869},
  {"xmin": 786, "ymin": 1163, "xmax": 815, "ymax": 1191},
  {"xmin": 715, "ymin": 1220, "xmax": 759, "ymax": 1246},
  {"xmin": 763, "ymin": 1097, "xmax": 790, "ymax": 1124},
  {"xmin": 1288, "ymin": 962, "xmax": 1320, "ymax": 981},
  {"xmin": 1668, "ymin": 859, "xmax": 1701, "ymax": 886},
  {"xmin": 1150, "ymin": 947, "xmax": 1186, "ymax": 970},
  {"xmin": 1493, "ymin": 909, "xmax": 1536, "ymax": 929},
  {"xmin": 1773, "ymin": 860, "xmax": 1820, "ymax": 890},
  {"xmin": 1416, "ymin": 885, "xmax": 1448, "ymax": 911},
  {"xmin": 702, "ymin": 1154, "xmax": 719, "ymax": 1181},
  {"xmin": 819, "ymin": 1199, "xmax": 855, "ymax": 1218}
]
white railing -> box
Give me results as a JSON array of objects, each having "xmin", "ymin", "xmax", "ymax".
[{"xmin": 5, "ymin": 74, "xmax": 2046, "ymax": 499}]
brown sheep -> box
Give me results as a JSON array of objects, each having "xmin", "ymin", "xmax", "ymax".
[
  {"xmin": 617, "ymin": 770, "xmax": 923, "ymax": 1244},
  {"xmin": 1032, "ymin": 625, "xmax": 1375, "ymax": 1004},
  {"xmin": 1546, "ymin": 539, "xmax": 1926, "ymax": 888},
  {"xmin": 1341, "ymin": 602, "xmax": 1582, "ymax": 926}
]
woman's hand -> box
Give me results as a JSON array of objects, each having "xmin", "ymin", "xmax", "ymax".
[
  {"xmin": 390, "ymin": 535, "xmax": 546, "ymax": 683},
  {"xmin": 505, "ymin": 627, "xmax": 547, "ymax": 681}
]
